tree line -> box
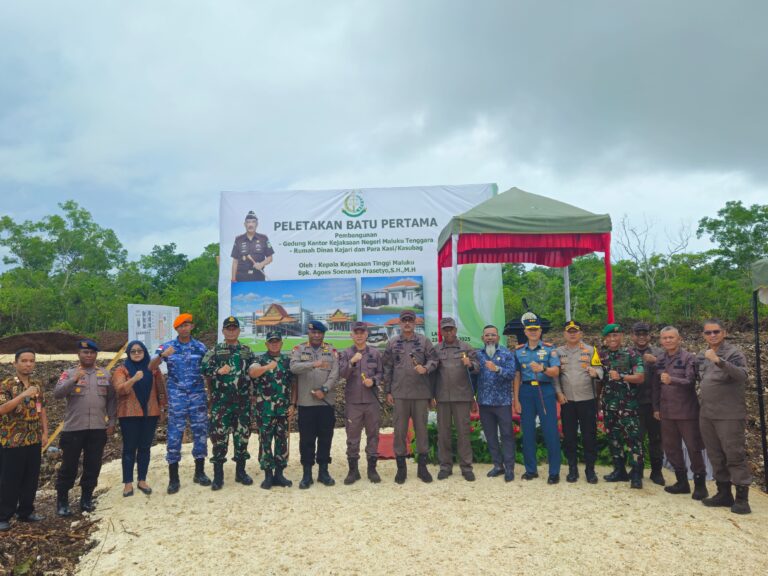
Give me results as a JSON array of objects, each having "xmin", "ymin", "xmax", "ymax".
[{"xmin": 1, "ymin": 200, "xmax": 766, "ymax": 338}]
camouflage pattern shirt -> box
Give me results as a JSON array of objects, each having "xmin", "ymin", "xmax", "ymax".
[
  {"xmin": 201, "ymin": 342, "xmax": 256, "ymax": 405},
  {"xmin": 253, "ymin": 352, "xmax": 293, "ymax": 419}
]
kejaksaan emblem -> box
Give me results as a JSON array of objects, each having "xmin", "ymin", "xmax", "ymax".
[{"xmin": 342, "ymin": 190, "xmax": 366, "ymax": 217}]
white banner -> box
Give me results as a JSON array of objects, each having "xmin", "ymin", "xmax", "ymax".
[
  {"xmin": 127, "ymin": 304, "xmax": 180, "ymax": 352},
  {"xmin": 218, "ymin": 185, "xmax": 503, "ymax": 350}
]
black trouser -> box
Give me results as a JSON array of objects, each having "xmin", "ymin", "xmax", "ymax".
[
  {"xmin": 638, "ymin": 402, "xmax": 663, "ymax": 462},
  {"xmin": 561, "ymin": 398, "xmax": 598, "ymax": 467},
  {"xmin": 0, "ymin": 444, "xmax": 42, "ymax": 521},
  {"xmin": 120, "ymin": 416, "xmax": 159, "ymax": 483},
  {"xmin": 56, "ymin": 429, "xmax": 108, "ymax": 492},
  {"xmin": 298, "ymin": 405, "xmax": 335, "ymax": 466}
]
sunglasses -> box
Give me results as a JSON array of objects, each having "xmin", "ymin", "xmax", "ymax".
[{"xmin": 703, "ymin": 330, "xmax": 722, "ymax": 336}]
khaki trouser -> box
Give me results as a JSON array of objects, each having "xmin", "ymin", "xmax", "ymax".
[
  {"xmin": 393, "ymin": 398, "xmax": 429, "ymax": 457},
  {"xmin": 437, "ymin": 401, "xmax": 473, "ymax": 472},
  {"xmin": 699, "ymin": 416, "xmax": 752, "ymax": 486},
  {"xmin": 345, "ymin": 402, "xmax": 380, "ymax": 459},
  {"xmin": 661, "ymin": 418, "xmax": 705, "ymax": 475}
]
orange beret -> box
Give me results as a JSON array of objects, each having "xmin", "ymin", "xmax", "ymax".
[{"xmin": 173, "ymin": 313, "xmax": 194, "ymax": 329}]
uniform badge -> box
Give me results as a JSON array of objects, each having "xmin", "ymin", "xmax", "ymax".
[
  {"xmin": 75, "ymin": 387, "xmax": 81, "ymax": 393},
  {"xmin": 537, "ymin": 350, "xmax": 547, "ymax": 360}
]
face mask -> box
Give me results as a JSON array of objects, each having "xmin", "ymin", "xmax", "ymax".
[{"xmin": 485, "ymin": 344, "xmax": 497, "ymax": 358}]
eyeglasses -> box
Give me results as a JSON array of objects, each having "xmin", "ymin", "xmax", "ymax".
[
  {"xmin": 129, "ymin": 349, "xmax": 144, "ymax": 354},
  {"xmin": 703, "ymin": 330, "xmax": 722, "ymax": 336}
]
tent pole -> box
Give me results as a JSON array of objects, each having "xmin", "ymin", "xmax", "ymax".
[
  {"xmin": 752, "ymin": 290, "xmax": 768, "ymax": 492},
  {"xmin": 604, "ymin": 234, "xmax": 614, "ymax": 322},
  {"xmin": 563, "ymin": 266, "xmax": 572, "ymax": 321},
  {"xmin": 452, "ymin": 234, "xmax": 459, "ymax": 324}
]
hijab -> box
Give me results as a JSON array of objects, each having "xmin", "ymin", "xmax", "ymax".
[{"xmin": 124, "ymin": 340, "xmax": 153, "ymax": 415}]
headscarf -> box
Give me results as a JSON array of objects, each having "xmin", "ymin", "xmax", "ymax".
[{"xmin": 123, "ymin": 340, "xmax": 153, "ymax": 416}]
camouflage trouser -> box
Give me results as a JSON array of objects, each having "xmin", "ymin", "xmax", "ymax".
[
  {"xmin": 166, "ymin": 387, "xmax": 208, "ymax": 464},
  {"xmin": 259, "ymin": 415, "xmax": 288, "ymax": 471},
  {"xmin": 603, "ymin": 382, "xmax": 643, "ymax": 463},
  {"xmin": 209, "ymin": 401, "xmax": 251, "ymax": 464}
]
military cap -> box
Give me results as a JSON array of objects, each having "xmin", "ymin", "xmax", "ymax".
[
  {"xmin": 601, "ymin": 323, "xmax": 622, "ymax": 336},
  {"xmin": 77, "ymin": 339, "xmax": 99, "ymax": 352},
  {"xmin": 173, "ymin": 313, "xmax": 193, "ymax": 329},
  {"xmin": 523, "ymin": 318, "xmax": 542, "ymax": 330},
  {"xmin": 266, "ymin": 331, "xmax": 282, "ymax": 341},
  {"xmin": 440, "ymin": 317, "xmax": 457, "ymax": 329},
  {"xmin": 223, "ymin": 316, "xmax": 240, "ymax": 329},
  {"xmin": 631, "ymin": 321, "xmax": 651, "ymax": 333},
  {"xmin": 351, "ymin": 321, "xmax": 368, "ymax": 332},
  {"xmin": 244, "ymin": 211, "xmax": 258, "ymax": 221},
  {"xmin": 563, "ymin": 319, "xmax": 582, "ymax": 331},
  {"xmin": 399, "ymin": 309, "xmax": 417, "ymax": 321},
  {"xmin": 307, "ymin": 321, "xmax": 327, "ymax": 333}
]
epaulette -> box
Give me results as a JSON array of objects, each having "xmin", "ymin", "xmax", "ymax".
[
  {"xmin": 543, "ymin": 341, "xmax": 554, "ymax": 347},
  {"xmin": 515, "ymin": 343, "xmax": 525, "ymax": 349}
]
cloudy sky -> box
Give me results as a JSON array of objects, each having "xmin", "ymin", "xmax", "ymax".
[{"xmin": 1, "ymin": 1, "xmax": 765, "ymax": 263}]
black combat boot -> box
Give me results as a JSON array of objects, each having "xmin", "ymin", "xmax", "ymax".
[
  {"xmin": 566, "ymin": 461, "xmax": 579, "ymax": 483},
  {"xmin": 603, "ymin": 457, "xmax": 630, "ymax": 482},
  {"xmin": 649, "ymin": 457, "xmax": 665, "ymax": 486},
  {"xmin": 80, "ymin": 487, "xmax": 96, "ymax": 513},
  {"xmin": 317, "ymin": 463, "xmax": 335, "ymax": 486},
  {"xmin": 167, "ymin": 463, "xmax": 180, "ymax": 494},
  {"xmin": 585, "ymin": 465, "xmax": 598, "ymax": 484},
  {"xmin": 692, "ymin": 473, "xmax": 709, "ymax": 501},
  {"xmin": 299, "ymin": 465, "xmax": 314, "ymax": 489},
  {"xmin": 367, "ymin": 457, "xmax": 381, "ymax": 483},
  {"xmin": 211, "ymin": 462, "xmax": 224, "ymax": 491},
  {"xmin": 193, "ymin": 458, "xmax": 212, "ymax": 486},
  {"xmin": 417, "ymin": 454, "xmax": 433, "ymax": 483},
  {"xmin": 702, "ymin": 481, "xmax": 734, "ymax": 507},
  {"xmin": 235, "ymin": 461, "xmax": 254, "ymax": 486},
  {"xmin": 664, "ymin": 471, "xmax": 690, "ymax": 495},
  {"xmin": 273, "ymin": 466, "xmax": 293, "ymax": 488},
  {"xmin": 629, "ymin": 458, "xmax": 643, "ymax": 489},
  {"xmin": 395, "ymin": 456, "xmax": 407, "ymax": 484},
  {"xmin": 731, "ymin": 485, "xmax": 751, "ymax": 515},
  {"xmin": 260, "ymin": 469, "xmax": 274, "ymax": 490},
  {"xmin": 344, "ymin": 458, "xmax": 361, "ymax": 485},
  {"xmin": 56, "ymin": 490, "xmax": 73, "ymax": 517}
]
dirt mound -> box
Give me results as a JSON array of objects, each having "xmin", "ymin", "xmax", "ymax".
[
  {"xmin": 0, "ymin": 331, "xmax": 88, "ymax": 354},
  {"xmin": 95, "ymin": 330, "xmax": 129, "ymax": 351}
]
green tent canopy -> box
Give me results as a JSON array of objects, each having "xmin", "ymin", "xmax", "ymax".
[{"xmin": 437, "ymin": 187, "xmax": 615, "ymax": 324}]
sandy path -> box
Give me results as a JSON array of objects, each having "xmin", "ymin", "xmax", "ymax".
[{"xmin": 76, "ymin": 429, "xmax": 767, "ymax": 576}]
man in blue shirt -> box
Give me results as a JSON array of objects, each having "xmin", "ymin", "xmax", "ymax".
[
  {"xmin": 513, "ymin": 317, "xmax": 562, "ymax": 484},
  {"xmin": 149, "ymin": 313, "xmax": 211, "ymax": 494},
  {"xmin": 475, "ymin": 325, "xmax": 517, "ymax": 482}
]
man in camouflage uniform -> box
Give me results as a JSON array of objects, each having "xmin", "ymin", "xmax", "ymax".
[
  {"xmin": 383, "ymin": 309, "xmax": 438, "ymax": 484},
  {"xmin": 149, "ymin": 313, "xmax": 210, "ymax": 494},
  {"xmin": 250, "ymin": 331, "xmax": 295, "ymax": 490},
  {"xmin": 599, "ymin": 323, "xmax": 645, "ymax": 489},
  {"xmin": 290, "ymin": 321, "xmax": 339, "ymax": 489},
  {"xmin": 201, "ymin": 316, "xmax": 256, "ymax": 490}
]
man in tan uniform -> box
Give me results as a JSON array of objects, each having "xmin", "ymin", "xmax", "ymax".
[
  {"xmin": 433, "ymin": 317, "xmax": 479, "ymax": 481},
  {"xmin": 383, "ymin": 310, "xmax": 438, "ymax": 484},
  {"xmin": 697, "ymin": 319, "xmax": 752, "ymax": 514}
]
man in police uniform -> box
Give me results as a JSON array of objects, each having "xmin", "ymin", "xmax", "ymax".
[
  {"xmin": 599, "ymin": 323, "xmax": 645, "ymax": 489},
  {"xmin": 53, "ymin": 339, "xmax": 117, "ymax": 515},
  {"xmin": 383, "ymin": 309, "xmax": 438, "ymax": 484},
  {"xmin": 630, "ymin": 321, "xmax": 665, "ymax": 485},
  {"xmin": 250, "ymin": 331, "xmax": 295, "ymax": 490},
  {"xmin": 290, "ymin": 321, "xmax": 339, "ymax": 489},
  {"xmin": 230, "ymin": 211, "xmax": 274, "ymax": 282},
  {"xmin": 513, "ymin": 316, "xmax": 561, "ymax": 484},
  {"xmin": 433, "ymin": 317, "xmax": 479, "ymax": 481},
  {"xmin": 555, "ymin": 320, "xmax": 603, "ymax": 484},
  {"xmin": 201, "ymin": 316, "xmax": 256, "ymax": 491}
]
